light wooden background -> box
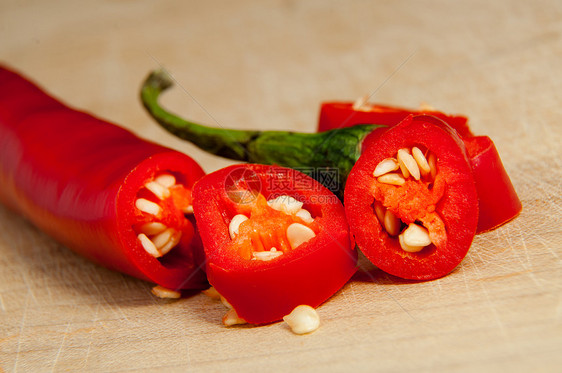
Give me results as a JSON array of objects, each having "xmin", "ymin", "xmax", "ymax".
[{"xmin": 1, "ymin": 0, "xmax": 561, "ymax": 371}]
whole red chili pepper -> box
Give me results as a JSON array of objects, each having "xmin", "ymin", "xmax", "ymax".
[
  {"xmin": 0, "ymin": 65, "xmax": 207, "ymax": 290},
  {"xmin": 317, "ymin": 101, "xmax": 521, "ymax": 233},
  {"xmin": 192, "ymin": 164, "xmax": 355, "ymax": 324},
  {"xmin": 344, "ymin": 115, "xmax": 479, "ymax": 280},
  {"xmin": 140, "ymin": 70, "xmax": 520, "ymax": 234}
]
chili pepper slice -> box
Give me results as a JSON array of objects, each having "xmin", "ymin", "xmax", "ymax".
[
  {"xmin": 192, "ymin": 164, "xmax": 355, "ymax": 324},
  {"xmin": 140, "ymin": 70, "xmax": 520, "ymax": 233},
  {"xmin": 344, "ymin": 115, "xmax": 479, "ymax": 280},
  {"xmin": 316, "ymin": 101, "xmax": 521, "ymax": 233},
  {"xmin": 0, "ymin": 65, "xmax": 207, "ymax": 289},
  {"xmin": 317, "ymin": 101, "xmax": 474, "ymax": 137},
  {"xmin": 464, "ymin": 136, "xmax": 522, "ymax": 232}
]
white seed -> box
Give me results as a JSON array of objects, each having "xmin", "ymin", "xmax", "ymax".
[
  {"xmin": 144, "ymin": 181, "xmax": 171, "ymax": 200},
  {"xmin": 397, "ymin": 148, "xmax": 420, "ymax": 180},
  {"xmin": 373, "ymin": 201, "xmax": 386, "ymax": 224},
  {"xmin": 182, "ymin": 205, "xmax": 194, "ymax": 214},
  {"xmin": 151, "ymin": 285, "xmax": 181, "ymax": 299},
  {"xmin": 398, "ymin": 233, "xmax": 425, "ymax": 253},
  {"xmin": 373, "ymin": 158, "xmax": 399, "ymax": 177},
  {"xmin": 286, "ymin": 223, "xmax": 316, "ymax": 250},
  {"xmin": 152, "ymin": 228, "xmax": 176, "ymax": 249},
  {"xmin": 352, "ymin": 94, "xmax": 370, "ymax": 110},
  {"xmin": 157, "ymin": 231, "xmax": 182, "ymax": 255},
  {"xmin": 428, "ymin": 153, "xmax": 437, "ymax": 179},
  {"xmin": 396, "ymin": 149, "xmax": 410, "ymax": 178},
  {"xmin": 135, "ymin": 198, "xmax": 162, "ymax": 216},
  {"xmin": 412, "ymin": 147, "xmax": 431, "ymax": 175},
  {"xmin": 377, "ymin": 173, "xmax": 405, "ymax": 186},
  {"xmin": 202, "ymin": 287, "xmax": 221, "ymax": 300},
  {"xmin": 252, "ymin": 248, "xmax": 284, "ymax": 261},
  {"xmin": 402, "ymin": 223, "xmax": 432, "ymax": 247},
  {"xmin": 155, "ymin": 173, "xmax": 176, "ymax": 188},
  {"xmin": 220, "ymin": 296, "xmax": 233, "ymax": 309},
  {"xmin": 383, "ymin": 209, "xmax": 401, "ymax": 236},
  {"xmin": 283, "ymin": 305, "xmax": 320, "ymax": 335},
  {"xmin": 139, "ymin": 222, "xmax": 167, "ymax": 236},
  {"xmin": 419, "ymin": 102, "xmax": 435, "ymax": 111},
  {"xmin": 229, "ymin": 214, "xmax": 249, "ymax": 239},
  {"xmin": 267, "ymin": 195, "xmax": 304, "ymax": 215},
  {"xmin": 222, "ymin": 308, "xmax": 247, "ymax": 326},
  {"xmin": 295, "ymin": 208, "xmax": 314, "ymax": 224},
  {"xmin": 138, "ymin": 233, "xmax": 161, "ymax": 258}
]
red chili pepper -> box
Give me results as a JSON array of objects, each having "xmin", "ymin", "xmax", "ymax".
[
  {"xmin": 344, "ymin": 115, "xmax": 479, "ymax": 280},
  {"xmin": 192, "ymin": 164, "xmax": 355, "ymax": 324},
  {"xmin": 317, "ymin": 101, "xmax": 521, "ymax": 233},
  {"xmin": 0, "ymin": 65, "xmax": 207, "ymax": 289},
  {"xmin": 318, "ymin": 101, "xmax": 474, "ymax": 137},
  {"xmin": 464, "ymin": 136, "xmax": 522, "ymax": 232}
]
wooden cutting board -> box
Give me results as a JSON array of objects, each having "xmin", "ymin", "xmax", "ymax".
[{"xmin": 1, "ymin": 0, "xmax": 561, "ymax": 371}]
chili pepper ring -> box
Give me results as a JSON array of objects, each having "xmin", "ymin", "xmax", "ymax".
[{"xmin": 345, "ymin": 115, "xmax": 479, "ymax": 280}]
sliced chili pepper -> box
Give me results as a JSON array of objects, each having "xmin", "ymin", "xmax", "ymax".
[
  {"xmin": 192, "ymin": 164, "xmax": 355, "ymax": 324},
  {"xmin": 317, "ymin": 101, "xmax": 474, "ymax": 137},
  {"xmin": 0, "ymin": 65, "xmax": 207, "ymax": 289},
  {"xmin": 140, "ymin": 70, "xmax": 520, "ymax": 233},
  {"xmin": 316, "ymin": 101, "xmax": 521, "ymax": 233},
  {"xmin": 344, "ymin": 115, "xmax": 479, "ymax": 280},
  {"xmin": 464, "ymin": 136, "xmax": 522, "ymax": 232}
]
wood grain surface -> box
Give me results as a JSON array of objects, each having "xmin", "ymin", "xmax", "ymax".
[{"xmin": 1, "ymin": 0, "xmax": 561, "ymax": 372}]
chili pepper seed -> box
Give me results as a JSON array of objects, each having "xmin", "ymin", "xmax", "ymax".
[
  {"xmin": 377, "ymin": 173, "xmax": 405, "ymax": 186},
  {"xmin": 283, "ymin": 305, "xmax": 320, "ymax": 335},
  {"xmin": 286, "ymin": 223, "xmax": 316, "ymax": 250},
  {"xmin": 412, "ymin": 147, "xmax": 431, "ymax": 175},
  {"xmin": 155, "ymin": 173, "xmax": 176, "ymax": 188},
  {"xmin": 373, "ymin": 158, "xmax": 399, "ymax": 177},
  {"xmin": 398, "ymin": 234, "xmax": 425, "ymax": 253},
  {"xmin": 295, "ymin": 208, "xmax": 314, "ymax": 223},
  {"xmin": 139, "ymin": 222, "xmax": 167, "ymax": 236},
  {"xmin": 267, "ymin": 195, "xmax": 303, "ymax": 215},
  {"xmin": 144, "ymin": 181, "xmax": 171, "ymax": 200},
  {"xmin": 252, "ymin": 247, "xmax": 284, "ymax": 261},
  {"xmin": 135, "ymin": 198, "xmax": 162, "ymax": 216},
  {"xmin": 428, "ymin": 153, "xmax": 437, "ymax": 179},
  {"xmin": 222, "ymin": 309, "xmax": 247, "ymax": 326},
  {"xmin": 397, "ymin": 148, "xmax": 421, "ymax": 181},
  {"xmin": 202, "ymin": 286, "xmax": 221, "ymax": 300},
  {"xmin": 138, "ymin": 233, "xmax": 162, "ymax": 258},
  {"xmin": 229, "ymin": 214, "xmax": 249, "ymax": 239},
  {"xmin": 151, "ymin": 285, "xmax": 181, "ymax": 299},
  {"xmin": 374, "ymin": 201, "xmax": 386, "ymax": 225},
  {"xmin": 383, "ymin": 209, "xmax": 401, "ymax": 236},
  {"xmin": 158, "ymin": 230, "xmax": 182, "ymax": 255},
  {"xmin": 402, "ymin": 223, "xmax": 432, "ymax": 247}
]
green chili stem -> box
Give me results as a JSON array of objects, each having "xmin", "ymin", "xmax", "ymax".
[{"xmin": 141, "ymin": 69, "xmax": 381, "ymax": 193}]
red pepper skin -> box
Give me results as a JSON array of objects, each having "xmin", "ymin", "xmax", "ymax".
[
  {"xmin": 318, "ymin": 102, "xmax": 473, "ymax": 137},
  {"xmin": 344, "ymin": 115, "xmax": 478, "ymax": 280},
  {"xmin": 464, "ymin": 136, "xmax": 522, "ymax": 233},
  {"xmin": 319, "ymin": 102, "xmax": 521, "ymax": 233},
  {"xmin": 0, "ymin": 65, "xmax": 207, "ymax": 289},
  {"xmin": 192, "ymin": 164, "xmax": 355, "ymax": 324}
]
